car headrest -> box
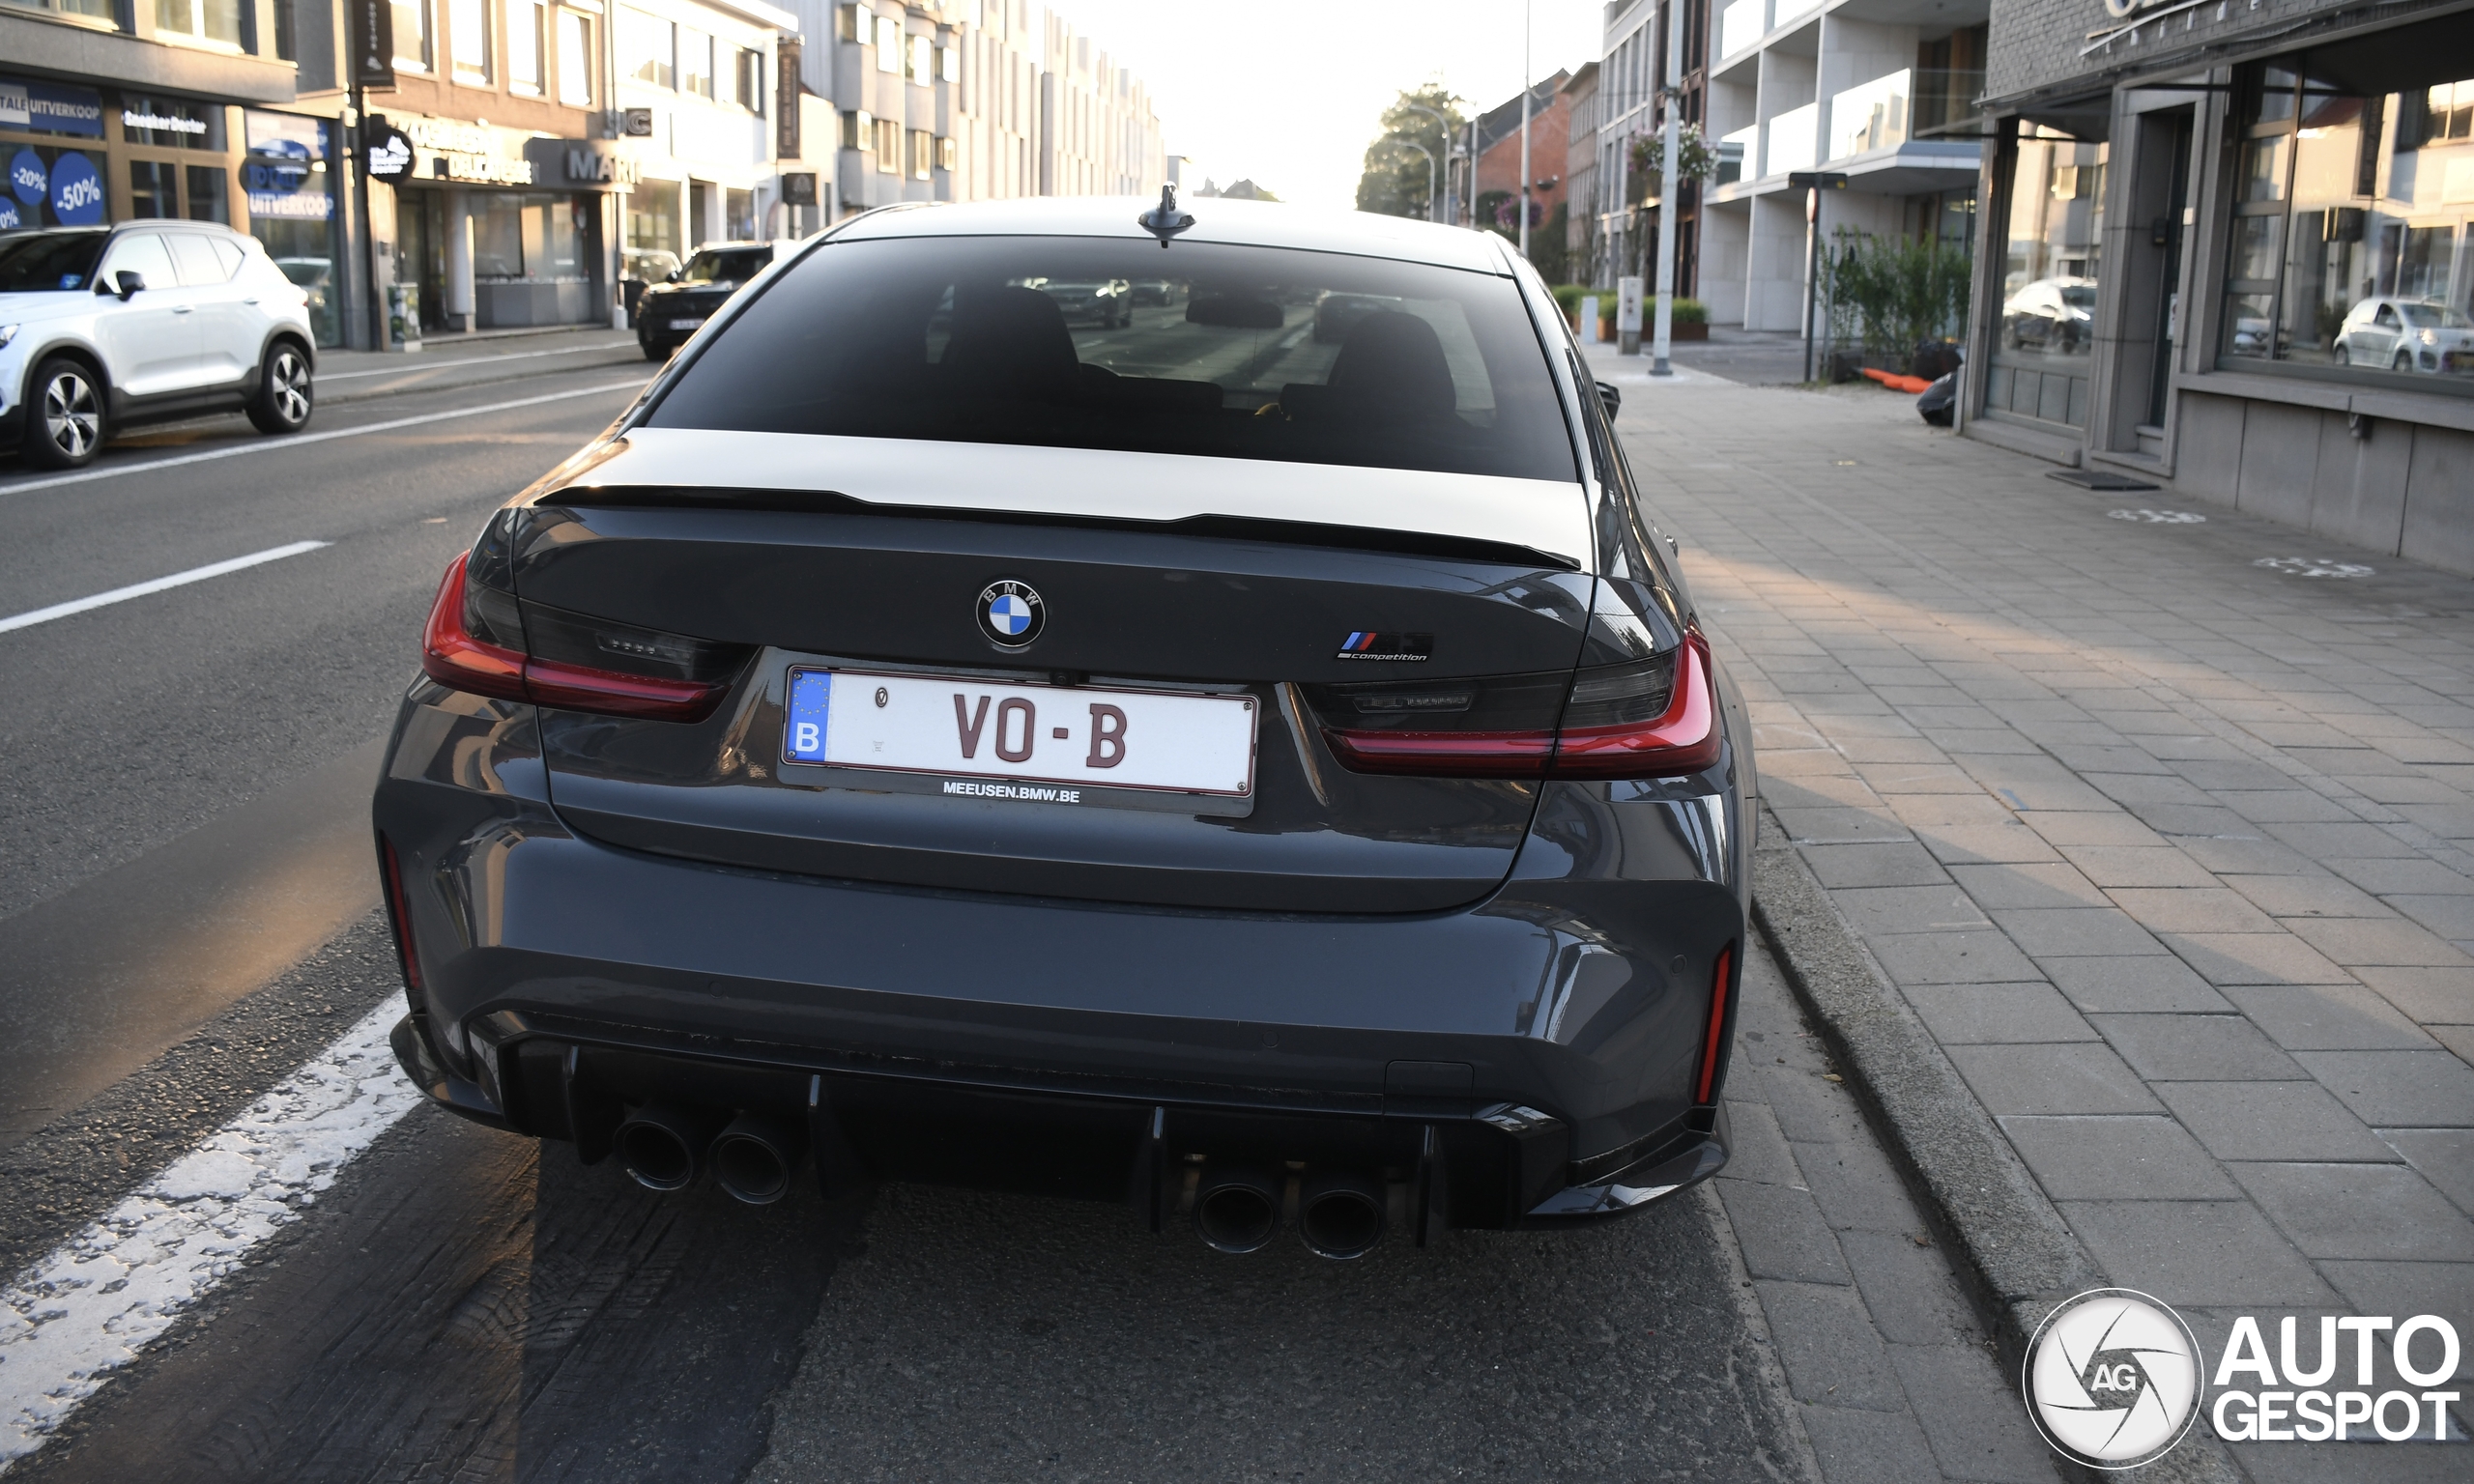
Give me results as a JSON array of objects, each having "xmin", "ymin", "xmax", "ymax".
[
  {"xmin": 940, "ymin": 284, "xmax": 1081, "ymax": 395},
  {"xmin": 1326, "ymin": 310, "xmax": 1457, "ymax": 422}
]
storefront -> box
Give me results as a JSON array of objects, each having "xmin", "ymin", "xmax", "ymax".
[
  {"xmin": 374, "ymin": 113, "xmax": 618, "ymax": 334},
  {"xmin": 1963, "ymin": 0, "xmax": 2474, "ymax": 575}
]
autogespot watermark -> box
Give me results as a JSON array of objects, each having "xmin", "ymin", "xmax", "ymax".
[{"xmin": 2023, "ymin": 1291, "xmax": 2464, "ymax": 1467}]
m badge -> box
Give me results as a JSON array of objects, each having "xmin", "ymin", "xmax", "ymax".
[{"xmin": 1336, "ymin": 632, "xmax": 1431, "ymax": 662}]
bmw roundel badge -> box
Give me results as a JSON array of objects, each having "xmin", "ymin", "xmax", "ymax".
[{"xmin": 976, "ymin": 579, "xmax": 1044, "ymax": 647}]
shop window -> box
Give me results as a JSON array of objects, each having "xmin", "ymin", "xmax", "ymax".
[
  {"xmin": 392, "ymin": 0, "xmax": 434, "ymax": 72},
  {"xmin": 451, "ymin": 0, "xmax": 492, "ymax": 85},
  {"xmin": 2216, "ymin": 28, "xmax": 2474, "ymax": 389},
  {"xmin": 682, "ymin": 28, "xmax": 715, "ymax": 100},
  {"xmin": 726, "ymin": 186, "xmax": 753, "ymax": 240},
  {"xmin": 129, "ymin": 161, "xmax": 181, "ymax": 218},
  {"xmin": 244, "ymin": 110, "xmax": 342, "ymax": 348},
  {"xmin": 558, "ymin": 12, "xmax": 595, "ymax": 106},
  {"xmin": 1984, "ymin": 120, "xmax": 2107, "ymax": 427},
  {"xmin": 621, "ymin": 7, "xmax": 674, "ymax": 90},
  {"xmin": 473, "ymin": 192, "xmax": 588, "ymax": 280},
  {"xmin": 122, "ymin": 95, "xmax": 226, "ymax": 151},
  {"xmin": 624, "ymin": 181, "xmax": 681, "ymax": 286},
  {"xmin": 510, "ymin": 0, "xmax": 545, "ymax": 96},
  {"xmin": 185, "ymin": 163, "xmax": 228, "ymax": 223}
]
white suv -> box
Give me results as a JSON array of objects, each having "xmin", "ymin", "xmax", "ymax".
[{"xmin": 1, "ymin": 222, "xmax": 318, "ymax": 471}]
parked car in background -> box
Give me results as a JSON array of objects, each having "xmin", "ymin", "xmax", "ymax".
[
  {"xmin": 1030, "ymin": 277, "xmax": 1134, "ymax": 327},
  {"xmin": 635, "ymin": 243, "xmax": 784, "ymax": 360},
  {"xmin": 2332, "ymin": 297, "xmax": 2474, "ymax": 373},
  {"xmin": 1999, "ymin": 277, "xmax": 2097, "ymax": 354},
  {"xmin": 1129, "ymin": 278, "xmax": 1180, "ymax": 306},
  {"xmin": 621, "ymin": 246, "xmax": 684, "ymax": 331},
  {"xmin": 0, "ymin": 222, "xmax": 317, "ymax": 470}
]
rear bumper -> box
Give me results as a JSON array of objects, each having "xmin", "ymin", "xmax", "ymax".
[{"xmin": 375, "ymin": 681, "xmax": 1751, "ymax": 1227}]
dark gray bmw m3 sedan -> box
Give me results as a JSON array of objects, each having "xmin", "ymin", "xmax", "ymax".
[{"xmin": 377, "ymin": 193, "xmax": 1754, "ymax": 1259}]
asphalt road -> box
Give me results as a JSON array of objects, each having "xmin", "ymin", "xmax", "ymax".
[{"xmin": 0, "ymin": 352, "xmax": 2025, "ymax": 1482}]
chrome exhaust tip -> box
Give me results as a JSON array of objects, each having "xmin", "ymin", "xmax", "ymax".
[
  {"xmin": 615, "ymin": 1104, "xmax": 710, "ymax": 1192},
  {"xmin": 711, "ymin": 1112, "xmax": 806, "ymax": 1206},
  {"xmin": 1298, "ymin": 1170, "xmax": 1386, "ymax": 1260},
  {"xmin": 1193, "ymin": 1163, "xmax": 1282, "ymax": 1254}
]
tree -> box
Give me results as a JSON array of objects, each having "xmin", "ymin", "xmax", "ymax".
[{"xmin": 1354, "ymin": 84, "xmax": 1465, "ymax": 219}]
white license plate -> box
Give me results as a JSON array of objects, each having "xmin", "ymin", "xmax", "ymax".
[
  {"xmin": 668, "ymin": 317, "xmax": 703, "ymax": 329},
  {"xmin": 783, "ymin": 669, "xmax": 1256, "ymax": 799}
]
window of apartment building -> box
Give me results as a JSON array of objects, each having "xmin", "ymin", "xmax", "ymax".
[
  {"xmin": 392, "ymin": 0, "xmax": 434, "ymax": 71},
  {"xmin": 2218, "ymin": 28, "xmax": 2474, "ymax": 391},
  {"xmin": 734, "ymin": 47, "xmax": 764, "ymax": 112},
  {"xmin": 936, "ymin": 135, "xmax": 956, "ymax": 172},
  {"xmin": 450, "ymin": 0, "xmax": 493, "ymax": 85},
  {"xmin": 156, "ymin": 0, "xmax": 245, "ymax": 46},
  {"xmin": 908, "ymin": 128, "xmax": 931, "ymax": 179},
  {"xmin": 906, "ymin": 33, "xmax": 931, "ymax": 86},
  {"xmin": 840, "ymin": 109, "xmax": 869, "ymax": 150},
  {"xmin": 509, "ymin": 0, "xmax": 545, "ymax": 95},
  {"xmin": 835, "ymin": 3, "xmax": 860, "ymax": 43},
  {"xmin": 938, "ymin": 43, "xmax": 959, "ymax": 84},
  {"xmin": 558, "ymin": 10, "xmax": 595, "ymax": 105},
  {"xmin": 874, "ymin": 116, "xmax": 900, "ymax": 173},
  {"xmin": 621, "ymin": 7, "xmax": 674, "ymax": 89},
  {"xmin": 1984, "ymin": 120, "xmax": 2108, "ymax": 427},
  {"xmin": 876, "ymin": 14, "xmax": 902, "ymax": 71},
  {"xmin": 681, "ymin": 28, "xmax": 715, "ymax": 100},
  {"xmin": 6, "ymin": 0, "xmax": 115, "ymax": 23}
]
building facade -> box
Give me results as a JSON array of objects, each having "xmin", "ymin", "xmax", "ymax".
[
  {"xmin": 1961, "ymin": 0, "xmax": 2474, "ymax": 576},
  {"xmin": 1471, "ymin": 71, "xmax": 1570, "ymax": 263},
  {"xmin": 1691, "ymin": 0, "xmax": 1985, "ymax": 328},
  {"xmin": 790, "ymin": 0, "xmax": 1161, "ymax": 217},
  {"xmin": 1565, "ymin": 60, "xmax": 1601, "ymax": 284},
  {"xmin": 1592, "ymin": 0, "xmax": 1709, "ymax": 297},
  {"xmin": 3, "ymin": 0, "xmax": 362, "ymax": 347}
]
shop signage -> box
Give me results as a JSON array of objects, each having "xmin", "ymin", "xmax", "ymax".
[
  {"xmin": 782, "ymin": 172, "xmax": 818, "ymax": 207},
  {"xmin": 622, "ymin": 107, "xmax": 655, "ymax": 137},
  {"xmin": 7, "ymin": 145, "xmax": 104, "ymax": 226},
  {"xmin": 123, "ymin": 108, "xmax": 208, "ymax": 137},
  {"xmin": 432, "ymin": 152, "xmax": 535, "ymax": 185},
  {"xmin": 352, "ymin": 0, "xmax": 396, "ymax": 90},
  {"xmin": 245, "ymin": 111, "xmax": 334, "ymax": 222},
  {"xmin": 559, "ymin": 146, "xmax": 639, "ymax": 186},
  {"xmin": 0, "ymin": 76, "xmax": 106, "ymax": 139},
  {"xmin": 776, "ymin": 41, "xmax": 802, "ymax": 159},
  {"xmin": 365, "ymin": 124, "xmax": 415, "ymax": 180}
]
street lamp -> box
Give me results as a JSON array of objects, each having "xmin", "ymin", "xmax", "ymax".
[
  {"xmin": 1789, "ymin": 171, "xmax": 1849, "ymax": 383},
  {"xmin": 1399, "ymin": 102, "xmax": 1452, "ymax": 223},
  {"xmin": 1397, "ymin": 138, "xmax": 1436, "ymax": 228}
]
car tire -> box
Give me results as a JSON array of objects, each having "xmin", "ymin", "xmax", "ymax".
[
  {"xmin": 245, "ymin": 341, "xmax": 314, "ymax": 436},
  {"xmin": 642, "ymin": 339, "xmax": 669, "ymax": 361},
  {"xmin": 2392, "ymin": 350, "xmax": 2413, "ymax": 373},
  {"xmin": 22, "ymin": 357, "xmax": 105, "ymax": 471},
  {"xmin": 2332, "ymin": 345, "xmax": 2348, "ymax": 365}
]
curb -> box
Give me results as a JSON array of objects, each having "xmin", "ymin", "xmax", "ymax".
[
  {"xmin": 1747, "ymin": 806, "xmax": 2103, "ymax": 1356},
  {"xmin": 1746, "ymin": 806, "xmax": 2249, "ymax": 1483}
]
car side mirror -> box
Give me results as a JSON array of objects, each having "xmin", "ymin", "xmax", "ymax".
[
  {"xmin": 1596, "ymin": 381, "xmax": 1621, "ymax": 418},
  {"xmin": 665, "ymin": 269, "xmax": 681, "ymax": 283},
  {"xmin": 104, "ymin": 270, "xmax": 146, "ymax": 300}
]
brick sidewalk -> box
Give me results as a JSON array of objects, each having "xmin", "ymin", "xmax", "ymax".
[{"xmin": 1593, "ymin": 348, "xmax": 2472, "ymax": 1477}]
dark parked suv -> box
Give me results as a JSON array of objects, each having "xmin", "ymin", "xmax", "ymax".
[
  {"xmin": 381, "ymin": 196, "xmax": 1751, "ymax": 1260},
  {"xmin": 633, "ymin": 243, "xmax": 782, "ymax": 360}
]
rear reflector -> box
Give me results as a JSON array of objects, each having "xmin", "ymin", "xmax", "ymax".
[
  {"xmin": 420, "ymin": 550, "xmax": 732, "ymax": 723},
  {"xmin": 378, "ymin": 835, "xmax": 423, "ymax": 999},
  {"xmin": 1320, "ymin": 631, "xmax": 1721, "ymax": 780},
  {"xmin": 1696, "ymin": 944, "xmax": 1736, "ymax": 1104}
]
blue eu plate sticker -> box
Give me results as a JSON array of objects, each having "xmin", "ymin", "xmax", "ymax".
[{"xmin": 786, "ymin": 671, "xmax": 832, "ymax": 762}]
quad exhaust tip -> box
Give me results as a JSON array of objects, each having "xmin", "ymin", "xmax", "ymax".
[
  {"xmin": 712, "ymin": 1112, "xmax": 807, "ymax": 1205},
  {"xmin": 1193, "ymin": 1163, "xmax": 1282, "ymax": 1254},
  {"xmin": 1297, "ymin": 1170, "xmax": 1386, "ymax": 1260},
  {"xmin": 616, "ymin": 1104, "xmax": 711, "ymax": 1192}
]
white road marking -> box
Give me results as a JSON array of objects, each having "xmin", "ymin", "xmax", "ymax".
[
  {"xmin": 0, "ymin": 541, "xmax": 331, "ymax": 636},
  {"xmin": 0, "ymin": 379, "xmax": 646, "ymax": 497},
  {"xmin": 0, "ymin": 1002, "xmax": 419, "ymax": 1470},
  {"xmin": 320, "ymin": 339, "xmax": 636, "ymax": 380}
]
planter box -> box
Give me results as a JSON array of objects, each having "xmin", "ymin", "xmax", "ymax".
[{"xmin": 1672, "ymin": 321, "xmax": 1708, "ymax": 341}]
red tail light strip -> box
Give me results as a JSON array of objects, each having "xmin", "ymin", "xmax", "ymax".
[
  {"xmin": 1695, "ymin": 944, "xmax": 1736, "ymax": 1105},
  {"xmin": 419, "ymin": 551, "xmax": 726, "ymax": 723},
  {"xmin": 378, "ymin": 835, "xmax": 423, "ymax": 997},
  {"xmin": 1322, "ymin": 630, "xmax": 1721, "ymax": 781}
]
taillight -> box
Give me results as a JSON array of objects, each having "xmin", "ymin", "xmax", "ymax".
[
  {"xmin": 419, "ymin": 550, "xmax": 741, "ymax": 723},
  {"xmin": 1313, "ymin": 631, "xmax": 1720, "ymax": 780},
  {"xmin": 1696, "ymin": 944, "xmax": 1736, "ymax": 1104}
]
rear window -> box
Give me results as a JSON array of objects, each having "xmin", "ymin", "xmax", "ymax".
[{"xmin": 645, "ymin": 236, "xmax": 1577, "ymax": 482}]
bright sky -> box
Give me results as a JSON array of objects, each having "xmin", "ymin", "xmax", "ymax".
[{"xmin": 1048, "ymin": 0, "xmax": 1605, "ymax": 210}]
